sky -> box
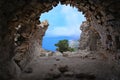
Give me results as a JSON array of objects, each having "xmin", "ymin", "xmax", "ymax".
[{"xmin": 40, "ymin": 3, "xmax": 86, "ymax": 51}]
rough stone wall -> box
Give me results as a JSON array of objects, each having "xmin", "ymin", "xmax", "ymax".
[
  {"xmin": 86, "ymin": 1, "xmax": 120, "ymax": 51},
  {"xmin": 0, "ymin": 0, "xmax": 120, "ymax": 79},
  {"xmin": 13, "ymin": 20, "xmax": 48, "ymax": 70},
  {"xmin": 79, "ymin": 21, "xmax": 101, "ymax": 51}
]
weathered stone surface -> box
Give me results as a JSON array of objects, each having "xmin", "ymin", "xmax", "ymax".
[
  {"xmin": 63, "ymin": 71, "xmax": 74, "ymax": 77},
  {"xmin": 53, "ymin": 51, "xmax": 63, "ymax": 56},
  {"xmin": 23, "ymin": 67, "xmax": 33, "ymax": 73},
  {"xmin": 44, "ymin": 70, "xmax": 61, "ymax": 80},
  {"xmin": 79, "ymin": 21, "xmax": 101, "ymax": 51},
  {"xmin": 13, "ymin": 20, "xmax": 49, "ymax": 70},
  {"xmin": 75, "ymin": 73, "xmax": 96, "ymax": 80},
  {"xmin": 0, "ymin": 0, "xmax": 120, "ymax": 79},
  {"xmin": 58, "ymin": 65, "xmax": 69, "ymax": 73}
]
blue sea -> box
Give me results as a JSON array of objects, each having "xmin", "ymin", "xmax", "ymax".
[{"xmin": 42, "ymin": 36, "xmax": 79, "ymax": 52}]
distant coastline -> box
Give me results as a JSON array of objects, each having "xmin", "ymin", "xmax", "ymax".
[{"xmin": 42, "ymin": 36, "xmax": 79, "ymax": 51}]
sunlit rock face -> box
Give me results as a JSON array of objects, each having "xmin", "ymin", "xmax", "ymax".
[{"xmin": 0, "ymin": 0, "xmax": 120, "ymax": 79}]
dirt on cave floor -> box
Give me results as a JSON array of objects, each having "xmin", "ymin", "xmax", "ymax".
[{"xmin": 19, "ymin": 52, "xmax": 120, "ymax": 80}]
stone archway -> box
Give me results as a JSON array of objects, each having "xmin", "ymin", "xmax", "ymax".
[{"xmin": 0, "ymin": 0, "xmax": 120, "ymax": 79}]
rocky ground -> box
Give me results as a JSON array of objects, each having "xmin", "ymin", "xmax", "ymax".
[{"xmin": 19, "ymin": 51, "xmax": 120, "ymax": 80}]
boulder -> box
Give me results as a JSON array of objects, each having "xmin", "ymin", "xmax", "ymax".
[
  {"xmin": 23, "ymin": 67, "xmax": 33, "ymax": 73},
  {"xmin": 53, "ymin": 51, "xmax": 63, "ymax": 56},
  {"xmin": 63, "ymin": 71, "xmax": 74, "ymax": 77}
]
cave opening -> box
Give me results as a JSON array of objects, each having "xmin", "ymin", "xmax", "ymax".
[
  {"xmin": 10, "ymin": 0, "xmax": 119, "ymax": 74},
  {"xmin": 40, "ymin": 3, "xmax": 86, "ymax": 52}
]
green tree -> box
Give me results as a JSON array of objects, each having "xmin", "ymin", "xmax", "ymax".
[{"xmin": 55, "ymin": 39, "xmax": 74, "ymax": 53}]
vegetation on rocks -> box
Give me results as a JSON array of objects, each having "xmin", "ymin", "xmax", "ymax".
[{"xmin": 55, "ymin": 39, "xmax": 75, "ymax": 53}]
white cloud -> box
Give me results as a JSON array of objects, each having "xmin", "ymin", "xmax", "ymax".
[
  {"xmin": 44, "ymin": 4, "xmax": 85, "ymax": 38},
  {"xmin": 45, "ymin": 25, "xmax": 81, "ymax": 37}
]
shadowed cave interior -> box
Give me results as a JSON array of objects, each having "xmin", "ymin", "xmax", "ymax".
[{"xmin": 0, "ymin": 0, "xmax": 120, "ymax": 80}]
